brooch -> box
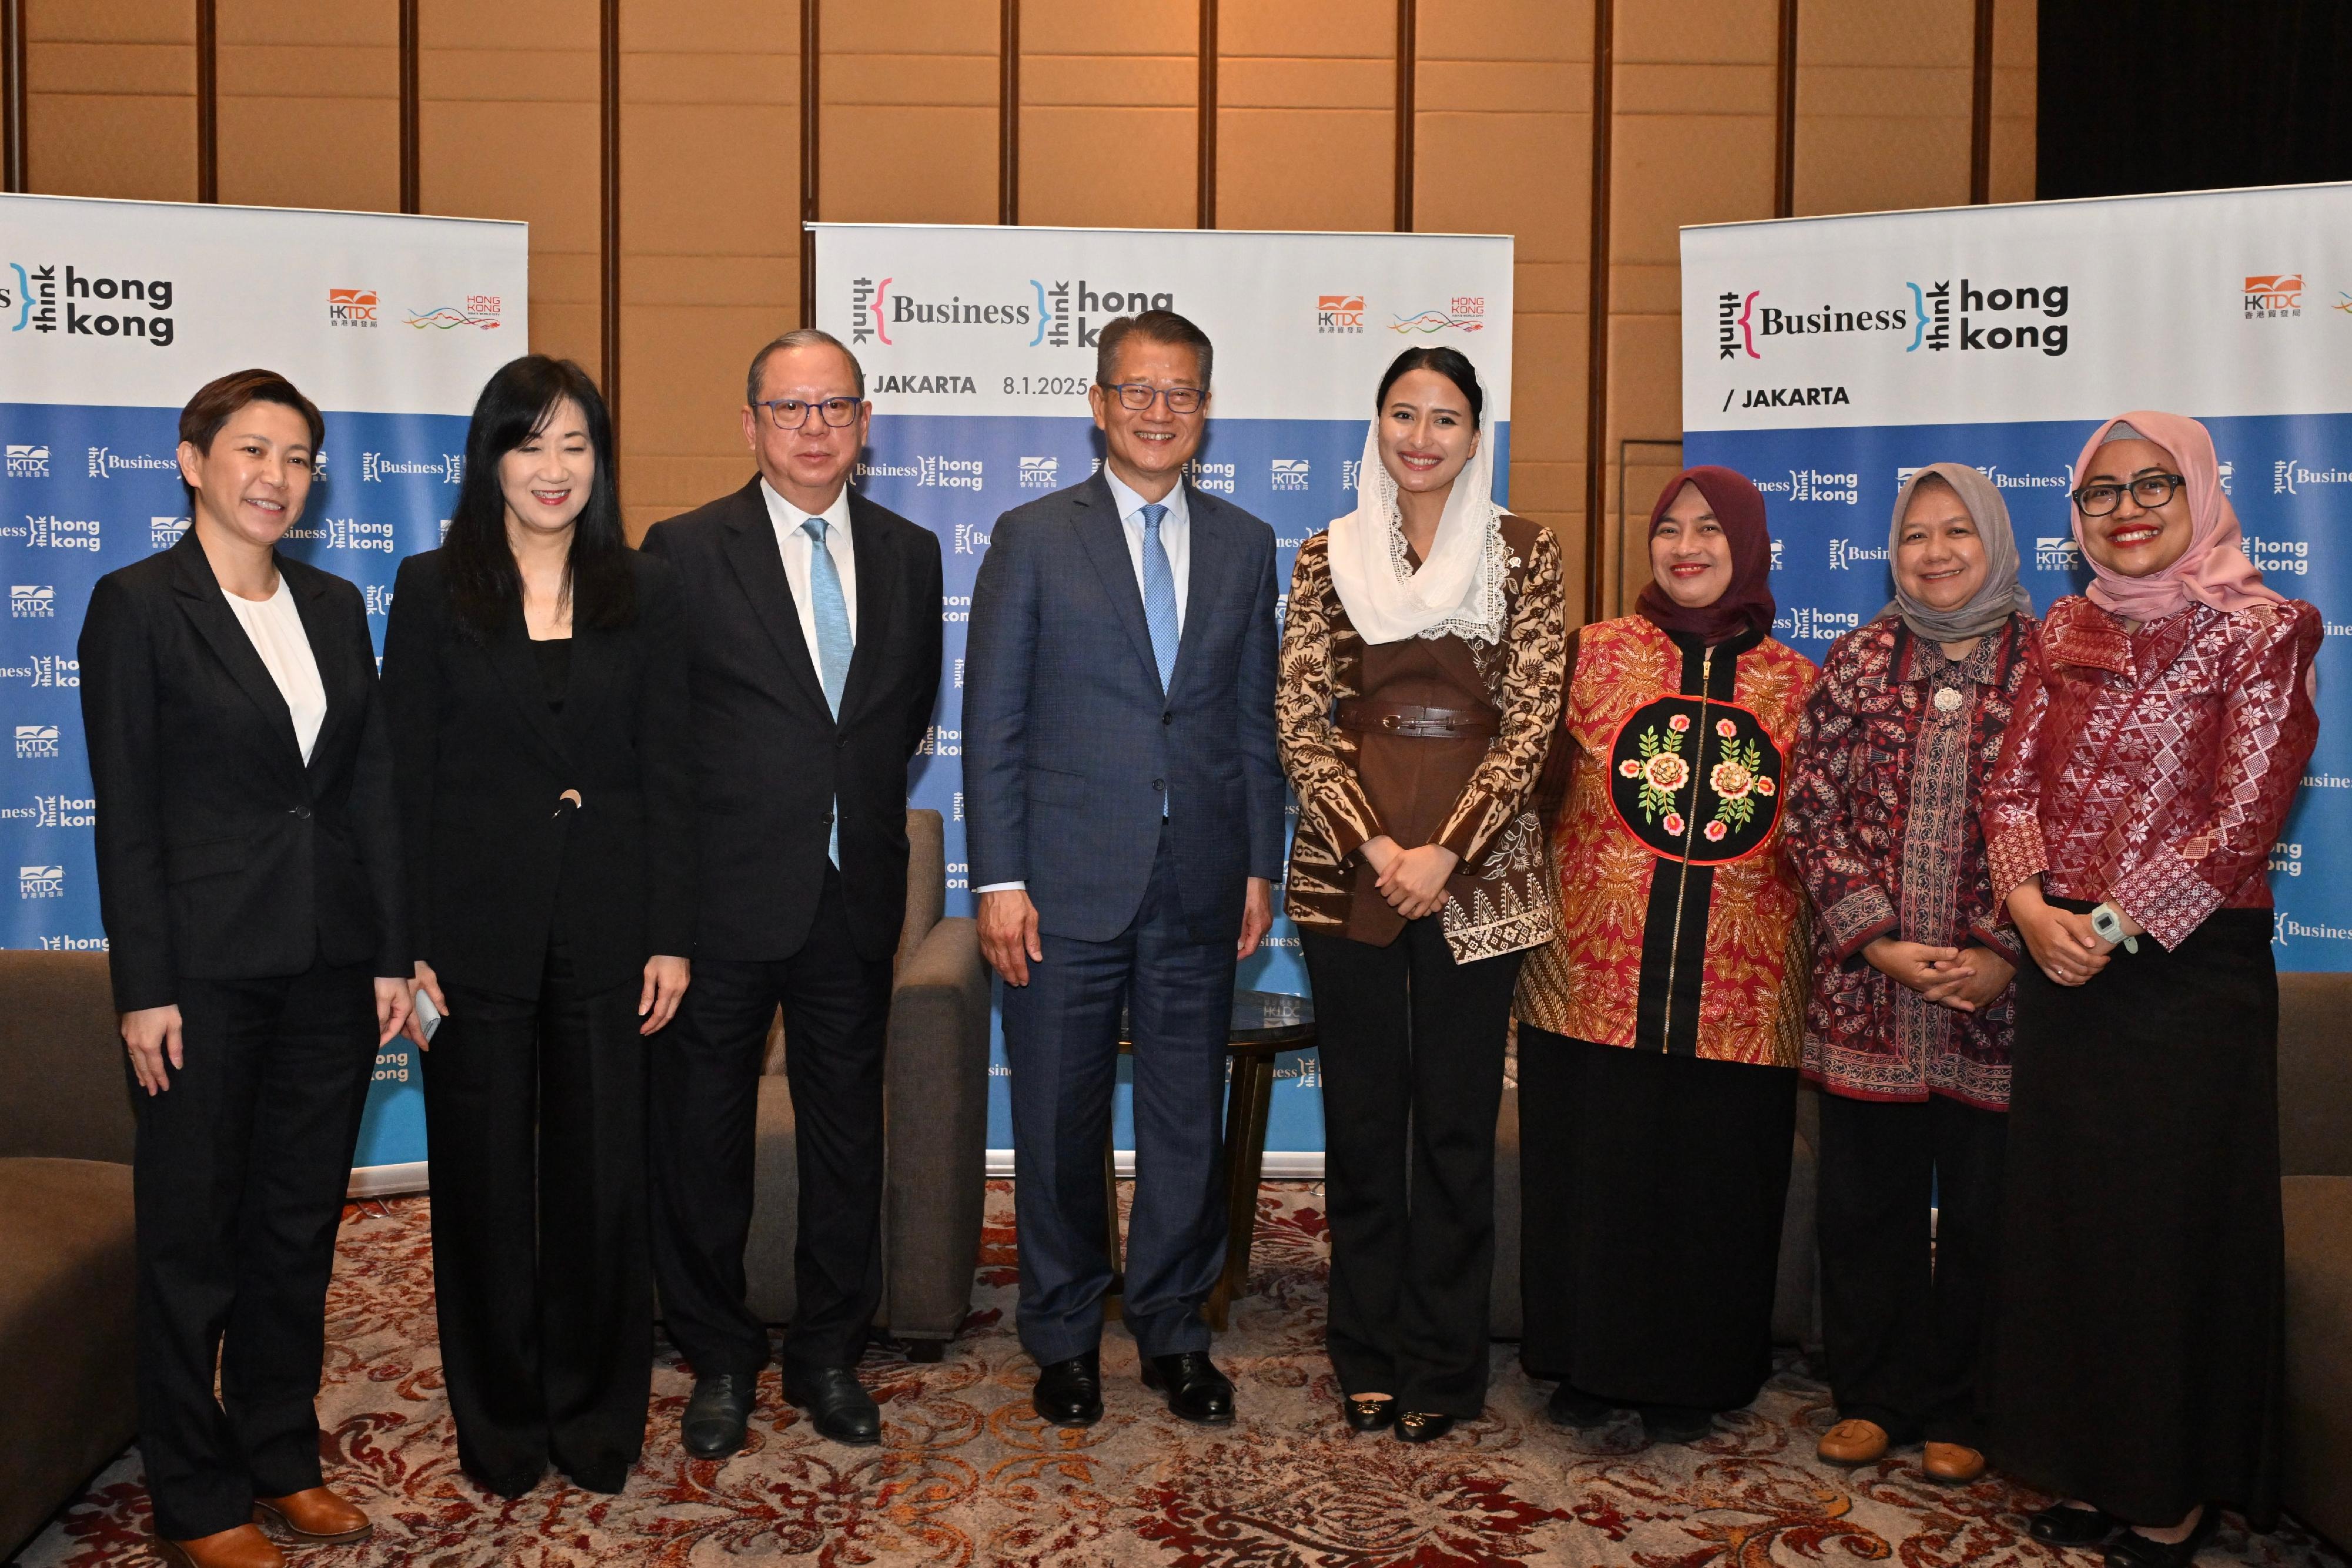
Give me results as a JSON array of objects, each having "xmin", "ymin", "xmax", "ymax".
[{"xmin": 1933, "ymin": 687, "xmax": 1963, "ymax": 714}]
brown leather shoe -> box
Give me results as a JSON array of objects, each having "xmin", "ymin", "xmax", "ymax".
[
  {"xmin": 252, "ymin": 1486, "xmax": 373, "ymax": 1544},
  {"xmin": 152, "ymin": 1524, "xmax": 286, "ymax": 1568},
  {"xmin": 1817, "ymin": 1417, "xmax": 1890, "ymax": 1465},
  {"xmin": 1922, "ymin": 1441, "xmax": 1986, "ymax": 1482}
]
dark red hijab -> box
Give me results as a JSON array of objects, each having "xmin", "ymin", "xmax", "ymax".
[{"xmin": 1634, "ymin": 464, "xmax": 1778, "ymax": 643}]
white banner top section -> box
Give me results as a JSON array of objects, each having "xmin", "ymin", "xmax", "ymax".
[
  {"xmin": 1682, "ymin": 182, "xmax": 2352, "ymax": 434},
  {"xmin": 811, "ymin": 223, "xmax": 1514, "ymax": 422},
  {"xmin": 0, "ymin": 193, "xmax": 529, "ymax": 413}
]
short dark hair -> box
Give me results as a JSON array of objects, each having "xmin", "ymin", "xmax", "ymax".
[
  {"xmin": 1095, "ymin": 309, "xmax": 1214, "ymax": 392},
  {"xmin": 746, "ymin": 328, "xmax": 865, "ymax": 408},
  {"xmin": 443, "ymin": 355, "xmax": 636, "ymax": 640},
  {"xmin": 1375, "ymin": 346, "xmax": 1484, "ymax": 426},
  {"xmin": 179, "ymin": 368, "xmax": 325, "ymax": 456}
]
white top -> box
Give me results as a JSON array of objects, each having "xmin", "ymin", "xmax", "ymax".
[
  {"xmin": 225, "ymin": 575, "xmax": 327, "ymax": 764},
  {"xmin": 1104, "ymin": 467, "xmax": 1191, "ymax": 631},
  {"xmin": 761, "ymin": 477, "xmax": 859, "ymax": 660}
]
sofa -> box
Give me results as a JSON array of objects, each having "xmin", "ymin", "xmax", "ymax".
[
  {"xmin": 737, "ymin": 808, "xmax": 992, "ymax": 1359},
  {"xmin": 2279, "ymin": 971, "xmax": 2352, "ymax": 1551},
  {"xmin": 0, "ymin": 951, "xmax": 137, "ymax": 1561}
]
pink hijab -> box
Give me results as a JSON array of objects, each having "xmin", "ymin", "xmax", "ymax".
[{"xmin": 2069, "ymin": 410, "xmax": 2283, "ymax": 621}]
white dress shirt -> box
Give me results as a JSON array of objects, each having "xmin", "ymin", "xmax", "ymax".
[
  {"xmin": 1104, "ymin": 467, "xmax": 1190, "ymax": 633},
  {"xmin": 975, "ymin": 470, "xmax": 1192, "ymax": 896},
  {"xmin": 225, "ymin": 574, "xmax": 326, "ymax": 763},
  {"xmin": 761, "ymin": 477, "xmax": 859, "ymax": 656}
]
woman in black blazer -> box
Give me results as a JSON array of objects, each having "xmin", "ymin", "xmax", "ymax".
[
  {"xmin": 80, "ymin": 369, "xmax": 410, "ymax": 1568},
  {"xmin": 380, "ymin": 355, "xmax": 691, "ymax": 1498}
]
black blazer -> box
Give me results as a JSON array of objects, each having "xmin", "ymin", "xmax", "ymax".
[
  {"xmin": 79, "ymin": 530, "xmax": 407, "ymax": 1014},
  {"xmin": 641, "ymin": 479, "xmax": 943, "ymax": 963},
  {"xmin": 379, "ymin": 549, "xmax": 695, "ymax": 1000}
]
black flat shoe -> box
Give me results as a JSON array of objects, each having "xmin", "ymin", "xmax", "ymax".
[
  {"xmin": 782, "ymin": 1363, "xmax": 882, "ymax": 1446},
  {"xmin": 1394, "ymin": 1410, "xmax": 1455, "ymax": 1443},
  {"xmin": 2105, "ymin": 1508, "xmax": 2219, "ymax": 1568},
  {"xmin": 1545, "ymin": 1382, "xmax": 1622, "ymax": 1433},
  {"xmin": 2029, "ymin": 1503, "xmax": 2124, "ymax": 1546},
  {"xmin": 1031, "ymin": 1350, "xmax": 1104, "ymax": 1427},
  {"xmin": 1343, "ymin": 1396, "xmax": 1396, "ymax": 1433},
  {"xmin": 682, "ymin": 1370, "xmax": 757, "ymax": 1459},
  {"xmin": 1638, "ymin": 1402, "xmax": 1716, "ymax": 1445},
  {"xmin": 1141, "ymin": 1352, "xmax": 1235, "ymax": 1426}
]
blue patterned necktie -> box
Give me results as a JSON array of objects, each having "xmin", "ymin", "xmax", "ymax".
[
  {"xmin": 802, "ymin": 516, "xmax": 853, "ymax": 863},
  {"xmin": 1140, "ymin": 502, "xmax": 1178, "ymax": 693}
]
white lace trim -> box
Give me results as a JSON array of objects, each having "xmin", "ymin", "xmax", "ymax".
[{"xmin": 1381, "ymin": 502, "xmax": 1509, "ymax": 645}]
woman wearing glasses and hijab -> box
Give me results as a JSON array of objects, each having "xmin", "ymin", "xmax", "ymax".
[
  {"xmin": 1513, "ymin": 466, "xmax": 1818, "ymax": 1447},
  {"xmin": 1980, "ymin": 412, "xmax": 2317, "ymax": 1566},
  {"xmin": 1783, "ymin": 464, "xmax": 2036, "ymax": 1486},
  {"xmin": 1278, "ymin": 346, "xmax": 1565, "ymax": 1443}
]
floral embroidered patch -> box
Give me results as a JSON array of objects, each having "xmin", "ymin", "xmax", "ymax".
[{"xmin": 1606, "ymin": 696, "xmax": 1785, "ymax": 864}]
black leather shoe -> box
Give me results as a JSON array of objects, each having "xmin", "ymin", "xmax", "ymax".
[
  {"xmin": 783, "ymin": 1365, "xmax": 881, "ymax": 1446},
  {"xmin": 1031, "ymin": 1351, "xmax": 1104, "ymax": 1427},
  {"xmin": 1638, "ymin": 1402, "xmax": 1716, "ymax": 1445},
  {"xmin": 1141, "ymin": 1352, "xmax": 1235, "ymax": 1426},
  {"xmin": 2104, "ymin": 1507, "xmax": 2218, "ymax": 1568},
  {"xmin": 1343, "ymin": 1395, "xmax": 1396, "ymax": 1433},
  {"xmin": 681, "ymin": 1370, "xmax": 756, "ymax": 1459},
  {"xmin": 2029, "ymin": 1503, "xmax": 2123, "ymax": 1547},
  {"xmin": 1394, "ymin": 1410, "xmax": 1455, "ymax": 1443},
  {"xmin": 1545, "ymin": 1382, "xmax": 1621, "ymax": 1433}
]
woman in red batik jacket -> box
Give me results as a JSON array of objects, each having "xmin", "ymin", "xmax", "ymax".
[
  {"xmin": 1785, "ymin": 463, "xmax": 2036, "ymax": 1487},
  {"xmin": 1979, "ymin": 412, "xmax": 2318, "ymax": 1567}
]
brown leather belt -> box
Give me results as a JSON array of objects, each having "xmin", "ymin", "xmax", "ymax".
[{"xmin": 1337, "ymin": 699, "xmax": 1501, "ymax": 740}]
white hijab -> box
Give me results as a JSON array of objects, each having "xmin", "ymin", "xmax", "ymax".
[{"xmin": 1325, "ymin": 403, "xmax": 1506, "ymax": 646}]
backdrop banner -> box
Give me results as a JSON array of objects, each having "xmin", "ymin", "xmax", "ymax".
[
  {"xmin": 0, "ymin": 193, "xmax": 529, "ymax": 1175},
  {"xmin": 1682, "ymin": 182, "xmax": 2352, "ymax": 967},
  {"xmin": 813, "ymin": 223, "xmax": 1515, "ymax": 1167}
]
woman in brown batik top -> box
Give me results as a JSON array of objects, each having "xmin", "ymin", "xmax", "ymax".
[{"xmin": 1278, "ymin": 345, "xmax": 1565, "ymax": 1445}]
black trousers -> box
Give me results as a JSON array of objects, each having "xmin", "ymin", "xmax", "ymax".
[
  {"xmin": 131, "ymin": 956, "xmax": 375, "ymax": 1542},
  {"xmin": 1001, "ymin": 821, "xmax": 1236, "ymax": 1365},
  {"xmin": 1303, "ymin": 921, "xmax": 1522, "ymax": 1417},
  {"xmin": 425, "ymin": 935, "xmax": 652, "ymax": 1495},
  {"xmin": 1816, "ymin": 1089, "xmax": 2006, "ymax": 1447},
  {"xmin": 650, "ymin": 864, "xmax": 892, "ymax": 1377}
]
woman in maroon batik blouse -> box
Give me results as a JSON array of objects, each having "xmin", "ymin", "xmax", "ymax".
[
  {"xmin": 1786, "ymin": 463, "xmax": 2034, "ymax": 1489},
  {"xmin": 1979, "ymin": 412, "xmax": 2318, "ymax": 1568}
]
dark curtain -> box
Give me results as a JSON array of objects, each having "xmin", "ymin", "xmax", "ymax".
[{"xmin": 2039, "ymin": 0, "xmax": 2352, "ymax": 199}]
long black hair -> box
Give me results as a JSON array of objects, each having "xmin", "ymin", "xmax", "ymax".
[
  {"xmin": 443, "ymin": 355, "xmax": 635, "ymax": 640},
  {"xmin": 1375, "ymin": 345, "xmax": 1484, "ymax": 424}
]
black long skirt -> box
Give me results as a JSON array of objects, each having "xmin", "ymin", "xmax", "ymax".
[
  {"xmin": 1518, "ymin": 1027, "xmax": 1799, "ymax": 1410},
  {"xmin": 1986, "ymin": 907, "xmax": 2284, "ymax": 1529}
]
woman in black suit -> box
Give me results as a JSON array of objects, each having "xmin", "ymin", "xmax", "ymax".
[
  {"xmin": 381, "ymin": 355, "xmax": 691, "ymax": 1497},
  {"xmin": 81, "ymin": 369, "xmax": 411, "ymax": 1568}
]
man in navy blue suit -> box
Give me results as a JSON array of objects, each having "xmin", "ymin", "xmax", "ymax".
[{"xmin": 963, "ymin": 309, "xmax": 1283, "ymax": 1428}]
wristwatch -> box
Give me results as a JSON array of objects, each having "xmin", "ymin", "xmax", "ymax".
[{"xmin": 2089, "ymin": 901, "xmax": 2139, "ymax": 954}]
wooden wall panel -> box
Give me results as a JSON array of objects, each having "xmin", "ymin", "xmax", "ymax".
[
  {"xmin": 818, "ymin": 0, "xmax": 995, "ymax": 226},
  {"xmin": 1415, "ymin": 0, "xmax": 1592, "ymax": 609},
  {"xmin": 25, "ymin": 0, "xmax": 194, "ymax": 200},
  {"xmin": 617, "ymin": 0, "xmax": 800, "ymax": 537},
  {"xmin": 417, "ymin": 0, "xmax": 601, "ymax": 376},
  {"xmin": 1217, "ymin": 0, "xmax": 1394, "ymax": 233},
  {"xmin": 216, "ymin": 0, "xmax": 399, "ymax": 213},
  {"xmin": 1989, "ymin": 0, "xmax": 2034, "ymax": 202},
  {"xmin": 1792, "ymin": 0, "xmax": 1973, "ymax": 217},
  {"xmin": 1018, "ymin": 0, "xmax": 1196, "ymax": 229}
]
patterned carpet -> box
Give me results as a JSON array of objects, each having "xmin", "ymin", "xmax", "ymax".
[{"xmin": 19, "ymin": 1182, "xmax": 2348, "ymax": 1568}]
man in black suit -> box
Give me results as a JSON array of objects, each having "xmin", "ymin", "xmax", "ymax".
[{"xmin": 641, "ymin": 329, "xmax": 943, "ymax": 1452}]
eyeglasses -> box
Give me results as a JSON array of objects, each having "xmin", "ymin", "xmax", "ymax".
[
  {"xmin": 2072, "ymin": 473, "xmax": 2185, "ymax": 516},
  {"xmin": 757, "ymin": 396, "xmax": 862, "ymax": 430},
  {"xmin": 1102, "ymin": 382, "xmax": 1205, "ymax": 416}
]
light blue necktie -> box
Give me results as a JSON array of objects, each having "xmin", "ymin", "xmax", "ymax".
[
  {"xmin": 1140, "ymin": 502, "xmax": 1177, "ymax": 820},
  {"xmin": 802, "ymin": 516, "xmax": 853, "ymax": 864}
]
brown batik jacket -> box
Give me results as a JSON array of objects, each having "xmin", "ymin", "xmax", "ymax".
[{"xmin": 1276, "ymin": 514, "xmax": 1567, "ymax": 963}]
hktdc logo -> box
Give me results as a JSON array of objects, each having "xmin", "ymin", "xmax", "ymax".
[
  {"xmin": 1018, "ymin": 456, "xmax": 1058, "ymax": 490},
  {"xmin": 14, "ymin": 724, "xmax": 57, "ymax": 759},
  {"xmin": 2244, "ymin": 275, "xmax": 2301, "ymax": 320},
  {"xmin": 151, "ymin": 516, "xmax": 189, "ymax": 550},
  {"xmin": 18, "ymin": 865, "xmax": 62, "ymax": 900},
  {"xmin": 1271, "ymin": 459, "xmax": 1311, "ymax": 492},
  {"xmin": 2035, "ymin": 536, "xmax": 2083, "ymax": 571},
  {"xmin": 10, "ymin": 585, "xmax": 54, "ymax": 618},
  {"xmin": 4, "ymin": 444, "xmax": 47, "ymax": 479},
  {"xmin": 1315, "ymin": 294, "xmax": 1365, "ymax": 335},
  {"xmin": 328, "ymin": 287, "xmax": 378, "ymax": 328}
]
